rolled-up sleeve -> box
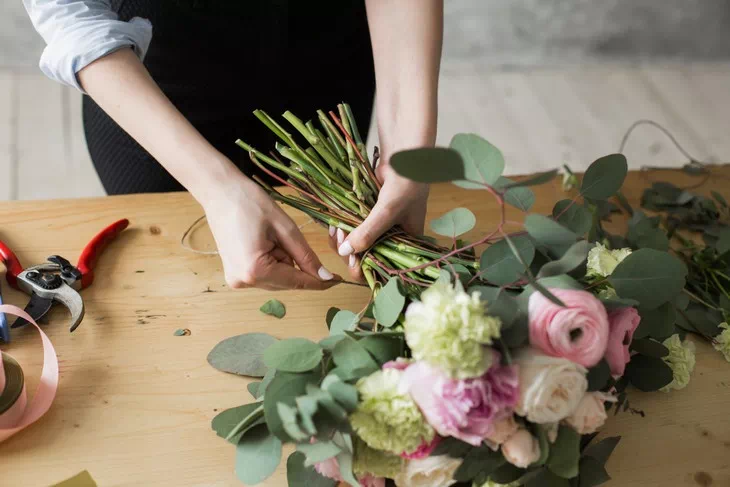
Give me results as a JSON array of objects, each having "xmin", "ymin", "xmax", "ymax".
[{"xmin": 23, "ymin": 0, "xmax": 152, "ymax": 92}]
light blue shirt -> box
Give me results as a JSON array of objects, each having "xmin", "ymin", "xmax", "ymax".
[{"xmin": 23, "ymin": 0, "xmax": 153, "ymax": 93}]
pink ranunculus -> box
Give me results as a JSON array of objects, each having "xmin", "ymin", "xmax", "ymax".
[
  {"xmin": 401, "ymin": 358, "xmax": 519, "ymax": 446},
  {"xmin": 401, "ymin": 435, "xmax": 442, "ymax": 459},
  {"xmin": 605, "ymin": 307, "xmax": 641, "ymax": 376},
  {"xmin": 528, "ymin": 288, "xmax": 610, "ymax": 368}
]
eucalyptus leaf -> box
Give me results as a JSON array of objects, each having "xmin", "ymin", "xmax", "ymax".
[
  {"xmin": 608, "ymin": 249, "xmax": 687, "ymax": 310},
  {"xmin": 431, "ymin": 437, "xmax": 474, "ymax": 458},
  {"xmin": 297, "ymin": 441, "xmax": 342, "ymax": 466},
  {"xmin": 329, "ymin": 310, "xmax": 359, "ymax": 336},
  {"xmin": 717, "ymin": 227, "xmax": 730, "ymax": 255},
  {"xmin": 537, "ymin": 241, "xmax": 592, "ymax": 278},
  {"xmin": 586, "ymin": 359, "xmax": 611, "ymax": 392},
  {"xmin": 496, "ymin": 177, "xmax": 536, "ymax": 211},
  {"xmin": 263, "ymin": 338, "xmax": 323, "ymax": 373},
  {"xmin": 502, "ymin": 169, "xmax": 558, "ymax": 189},
  {"xmin": 278, "ymin": 403, "xmax": 308, "ymax": 441},
  {"xmin": 629, "ymin": 338, "xmax": 669, "ymax": 358},
  {"xmin": 480, "ymin": 235, "xmax": 535, "ymax": 285},
  {"xmin": 525, "ymin": 214, "xmax": 578, "ymax": 255},
  {"xmin": 336, "ymin": 452, "xmax": 361, "ymax": 487},
  {"xmin": 578, "ymin": 456, "xmax": 611, "ymax": 487},
  {"xmin": 625, "ymin": 355, "xmax": 674, "ymax": 392},
  {"xmin": 257, "ymin": 367, "xmax": 276, "ymax": 399},
  {"xmin": 580, "ymin": 154, "xmax": 628, "ymax": 200},
  {"xmin": 296, "ymin": 395, "xmax": 319, "ymax": 436},
  {"xmin": 489, "ymin": 462, "xmax": 526, "ymax": 484},
  {"xmin": 286, "ymin": 452, "xmax": 337, "ymax": 487},
  {"xmin": 454, "ymin": 446, "xmax": 505, "ymax": 481},
  {"xmin": 450, "ymin": 133, "xmax": 505, "ymax": 188},
  {"xmin": 683, "ymin": 307, "xmax": 722, "ymax": 337},
  {"xmin": 635, "ymin": 303, "xmax": 676, "ymax": 340},
  {"xmin": 582, "ymin": 436, "xmax": 621, "ymax": 466},
  {"xmin": 212, "ymin": 402, "xmax": 264, "ymax": 444},
  {"xmin": 600, "ymin": 297, "xmax": 640, "ymax": 311},
  {"xmin": 247, "ymin": 382, "xmax": 260, "ymax": 399},
  {"xmin": 472, "ymin": 287, "xmax": 520, "ymax": 328},
  {"xmin": 264, "ymin": 371, "xmax": 320, "ymax": 442},
  {"xmin": 260, "ymin": 299, "xmax": 286, "ymax": 319},
  {"xmin": 360, "ymin": 335, "xmax": 403, "ymax": 365},
  {"xmin": 391, "ymin": 147, "xmax": 464, "ymax": 183},
  {"xmin": 374, "ymin": 278, "xmax": 406, "ymax": 328},
  {"xmin": 207, "ymin": 333, "xmax": 279, "ymax": 378},
  {"xmin": 430, "ymin": 208, "xmax": 477, "ymax": 238},
  {"xmin": 332, "ymin": 337, "xmax": 379, "ymax": 378},
  {"xmin": 524, "ymin": 468, "xmax": 571, "ymax": 487},
  {"xmin": 235, "ymin": 424, "xmax": 282, "ymax": 486},
  {"xmin": 326, "ymin": 381, "xmax": 359, "ymax": 412},
  {"xmin": 326, "ymin": 307, "xmax": 341, "ymax": 329},
  {"xmin": 547, "ymin": 425, "xmax": 580, "ymax": 479},
  {"xmin": 553, "ymin": 200, "xmax": 593, "ymax": 236},
  {"xmin": 711, "ymin": 190, "xmax": 728, "ymax": 208}
]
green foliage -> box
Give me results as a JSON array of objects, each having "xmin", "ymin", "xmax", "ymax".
[
  {"xmin": 263, "ymin": 338, "xmax": 324, "ymax": 373},
  {"xmin": 260, "ymin": 299, "xmax": 286, "ymax": 319},
  {"xmin": 297, "ymin": 441, "xmax": 342, "ymax": 466},
  {"xmin": 207, "ymin": 333, "xmax": 279, "ymax": 378},
  {"xmin": 429, "ymin": 208, "xmax": 477, "ymax": 238},
  {"xmin": 325, "ymin": 307, "xmax": 340, "ymax": 329},
  {"xmin": 578, "ymin": 456, "xmax": 612, "ymax": 487},
  {"xmin": 525, "ymin": 214, "xmax": 578, "ymax": 256},
  {"xmin": 630, "ymin": 338, "xmax": 670, "ymax": 358},
  {"xmin": 212, "ymin": 402, "xmax": 264, "ymax": 444},
  {"xmin": 625, "ymin": 355, "xmax": 674, "ymax": 392},
  {"xmin": 582, "ymin": 436, "xmax": 621, "ymax": 466},
  {"xmin": 450, "ymin": 133, "xmax": 505, "ymax": 189},
  {"xmin": 580, "ymin": 154, "xmax": 628, "ymax": 200},
  {"xmin": 332, "ymin": 336, "xmax": 379, "ymax": 379},
  {"xmin": 537, "ymin": 241, "xmax": 592, "ymax": 279},
  {"xmin": 496, "ymin": 177, "xmax": 536, "ymax": 211},
  {"xmin": 547, "ymin": 425, "xmax": 581, "ymax": 479},
  {"xmin": 360, "ymin": 335, "xmax": 403, "ymax": 366},
  {"xmin": 286, "ymin": 452, "xmax": 337, "ymax": 487},
  {"xmin": 502, "ymin": 169, "xmax": 558, "ymax": 189},
  {"xmin": 635, "ymin": 303, "xmax": 676, "ymax": 340},
  {"xmin": 608, "ymin": 249, "xmax": 688, "ymax": 310},
  {"xmin": 454, "ymin": 445, "xmax": 506, "ymax": 482},
  {"xmin": 264, "ymin": 371, "xmax": 320, "ymax": 442},
  {"xmin": 553, "ymin": 200, "xmax": 593, "ymax": 236},
  {"xmin": 235, "ymin": 424, "xmax": 282, "ymax": 485},
  {"xmin": 586, "ymin": 359, "xmax": 611, "ymax": 392},
  {"xmin": 480, "ymin": 235, "xmax": 536, "ymax": 285},
  {"xmin": 390, "ymin": 147, "xmax": 465, "ymax": 183},
  {"xmin": 374, "ymin": 278, "xmax": 406, "ymax": 328},
  {"xmin": 329, "ymin": 310, "xmax": 359, "ymax": 336}
]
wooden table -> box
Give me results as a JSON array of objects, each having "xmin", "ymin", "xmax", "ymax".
[{"xmin": 2, "ymin": 167, "xmax": 730, "ymax": 487}]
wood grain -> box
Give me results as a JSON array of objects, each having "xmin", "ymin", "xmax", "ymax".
[{"xmin": 1, "ymin": 167, "xmax": 730, "ymax": 487}]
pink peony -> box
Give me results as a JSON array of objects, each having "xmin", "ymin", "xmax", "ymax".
[
  {"xmin": 528, "ymin": 288, "xmax": 610, "ymax": 367},
  {"xmin": 605, "ymin": 307, "xmax": 641, "ymax": 376},
  {"xmin": 359, "ymin": 474, "xmax": 386, "ymax": 487},
  {"xmin": 382, "ymin": 358, "xmax": 413, "ymax": 371},
  {"xmin": 401, "ymin": 358, "xmax": 519, "ymax": 446},
  {"xmin": 401, "ymin": 435, "xmax": 442, "ymax": 459}
]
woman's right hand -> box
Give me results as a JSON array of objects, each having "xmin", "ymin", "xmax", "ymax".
[{"xmin": 203, "ymin": 174, "xmax": 340, "ymax": 291}]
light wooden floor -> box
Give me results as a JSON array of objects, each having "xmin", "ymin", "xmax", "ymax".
[{"xmin": 1, "ymin": 62, "xmax": 729, "ymax": 201}]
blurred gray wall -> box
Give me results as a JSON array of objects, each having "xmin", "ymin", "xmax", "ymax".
[{"xmin": 3, "ymin": 0, "xmax": 730, "ymax": 69}]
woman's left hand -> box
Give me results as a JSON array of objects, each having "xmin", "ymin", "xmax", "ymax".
[{"xmin": 328, "ymin": 161, "xmax": 429, "ymax": 282}]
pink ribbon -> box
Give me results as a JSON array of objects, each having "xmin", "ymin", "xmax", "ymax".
[{"xmin": 0, "ymin": 304, "xmax": 59, "ymax": 442}]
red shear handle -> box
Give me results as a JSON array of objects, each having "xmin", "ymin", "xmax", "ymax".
[
  {"xmin": 0, "ymin": 240, "xmax": 24, "ymax": 290},
  {"xmin": 77, "ymin": 219, "xmax": 129, "ymax": 289}
]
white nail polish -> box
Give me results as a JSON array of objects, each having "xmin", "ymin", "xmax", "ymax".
[
  {"xmin": 329, "ymin": 225, "xmax": 335, "ymax": 237},
  {"xmin": 318, "ymin": 266, "xmax": 334, "ymax": 280},
  {"xmin": 337, "ymin": 228, "xmax": 345, "ymax": 246},
  {"xmin": 338, "ymin": 241, "xmax": 354, "ymax": 257},
  {"xmin": 349, "ymin": 255, "xmax": 357, "ymax": 268}
]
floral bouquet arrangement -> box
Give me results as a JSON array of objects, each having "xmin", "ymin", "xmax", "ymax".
[{"xmin": 207, "ymin": 104, "xmax": 723, "ymax": 487}]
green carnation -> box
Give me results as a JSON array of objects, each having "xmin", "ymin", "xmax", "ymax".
[
  {"xmin": 660, "ymin": 334, "xmax": 696, "ymax": 392},
  {"xmin": 712, "ymin": 322, "xmax": 730, "ymax": 362},
  {"xmin": 404, "ymin": 281, "xmax": 501, "ymax": 379},
  {"xmin": 586, "ymin": 243, "xmax": 632, "ymax": 278},
  {"xmin": 354, "ymin": 436, "xmax": 404, "ymax": 479},
  {"xmin": 349, "ymin": 368, "xmax": 434, "ymax": 454}
]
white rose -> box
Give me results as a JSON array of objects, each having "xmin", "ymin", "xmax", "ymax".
[
  {"xmin": 586, "ymin": 243, "xmax": 632, "ymax": 278},
  {"xmin": 483, "ymin": 415, "xmax": 520, "ymax": 450},
  {"xmin": 501, "ymin": 428, "xmax": 541, "ymax": 468},
  {"xmin": 514, "ymin": 348, "xmax": 588, "ymax": 423},
  {"xmin": 564, "ymin": 392, "xmax": 615, "ymax": 434},
  {"xmin": 394, "ymin": 455, "xmax": 462, "ymax": 487}
]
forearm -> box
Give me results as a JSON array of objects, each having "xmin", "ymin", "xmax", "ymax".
[
  {"xmin": 365, "ymin": 0, "xmax": 443, "ymax": 153},
  {"xmin": 77, "ymin": 48, "xmax": 240, "ymax": 204}
]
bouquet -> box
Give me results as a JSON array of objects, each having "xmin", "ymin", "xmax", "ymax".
[{"xmin": 208, "ymin": 104, "xmax": 727, "ymax": 487}]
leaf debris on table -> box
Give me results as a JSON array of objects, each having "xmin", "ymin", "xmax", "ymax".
[{"xmin": 260, "ymin": 299, "xmax": 287, "ymax": 319}]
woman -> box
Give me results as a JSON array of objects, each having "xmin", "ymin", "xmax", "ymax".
[{"xmin": 23, "ymin": 0, "xmax": 443, "ymax": 291}]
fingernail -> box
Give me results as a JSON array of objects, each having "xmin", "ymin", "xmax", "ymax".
[
  {"xmin": 338, "ymin": 240, "xmax": 354, "ymax": 257},
  {"xmin": 328, "ymin": 225, "xmax": 336, "ymax": 237},
  {"xmin": 349, "ymin": 255, "xmax": 357, "ymax": 268},
  {"xmin": 318, "ymin": 266, "xmax": 334, "ymax": 280},
  {"xmin": 336, "ymin": 228, "xmax": 345, "ymax": 246}
]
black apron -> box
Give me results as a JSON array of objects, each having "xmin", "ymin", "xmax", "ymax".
[{"xmin": 83, "ymin": 0, "xmax": 376, "ymax": 194}]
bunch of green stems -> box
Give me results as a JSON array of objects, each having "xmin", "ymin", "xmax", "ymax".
[{"xmin": 235, "ymin": 103, "xmax": 478, "ymax": 290}]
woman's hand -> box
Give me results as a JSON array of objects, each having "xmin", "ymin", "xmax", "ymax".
[
  {"xmin": 329, "ymin": 160, "xmax": 429, "ymax": 282},
  {"xmin": 205, "ymin": 174, "xmax": 340, "ymax": 291}
]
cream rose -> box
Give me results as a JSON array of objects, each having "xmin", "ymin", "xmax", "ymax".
[
  {"xmin": 393, "ymin": 455, "xmax": 462, "ymax": 487},
  {"xmin": 514, "ymin": 348, "xmax": 588, "ymax": 423},
  {"xmin": 501, "ymin": 429, "xmax": 541, "ymax": 468},
  {"xmin": 483, "ymin": 415, "xmax": 520, "ymax": 450},
  {"xmin": 564, "ymin": 392, "xmax": 615, "ymax": 434}
]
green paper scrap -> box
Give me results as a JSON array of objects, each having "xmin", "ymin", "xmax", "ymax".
[{"xmin": 51, "ymin": 470, "xmax": 97, "ymax": 487}]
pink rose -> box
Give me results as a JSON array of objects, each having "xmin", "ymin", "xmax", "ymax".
[
  {"xmin": 501, "ymin": 429, "xmax": 541, "ymax": 468},
  {"xmin": 483, "ymin": 415, "xmax": 519, "ymax": 450},
  {"xmin": 564, "ymin": 392, "xmax": 615, "ymax": 434},
  {"xmin": 313, "ymin": 456, "xmax": 384, "ymax": 487},
  {"xmin": 359, "ymin": 474, "xmax": 386, "ymax": 487},
  {"xmin": 528, "ymin": 288, "xmax": 610, "ymax": 367},
  {"xmin": 401, "ymin": 359, "xmax": 519, "ymax": 446},
  {"xmin": 401, "ymin": 435, "xmax": 442, "ymax": 459},
  {"xmin": 605, "ymin": 307, "xmax": 641, "ymax": 376}
]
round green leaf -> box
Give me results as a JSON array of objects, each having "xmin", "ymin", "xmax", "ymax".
[
  {"xmin": 552, "ymin": 200, "xmax": 592, "ymax": 236},
  {"xmin": 586, "ymin": 359, "xmax": 611, "ymax": 392},
  {"xmin": 496, "ymin": 177, "xmax": 535, "ymax": 211},
  {"xmin": 537, "ymin": 241, "xmax": 592, "ymax": 279},
  {"xmin": 625, "ymin": 355, "xmax": 674, "ymax": 392},
  {"xmin": 235, "ymin": 424, "xmax": 282, "ymax": 485},
  {"xmin": 332, "ymin": 337, "xmax": 379, "ymax": 378},
  {"xmin": 329, "ymin": 310, "xmax": 359, "ymax": 336},
  {"xmin": 360, "ymin": 335, "xmax": 403, "ymax": 365},
  {"xmin": 297, "ymin": 441, "xmax": 342, "ymax": 466},
  {"xmin": 212, "ymin": 402, "xmax": 264, "ymax": 444},
  {"xmin": 480, "ymin": 235, "xmax": 536, "ymax": 286},
  {"xmin": 580, "ymin": 154, "xmax": 628, "ymax": 200},
  {"xmin": 608, "ymin": 249, "xmax": 688, "ymax": 310},
  {"xmin": 629, "ymin": 338, "xmax": 669, "ymax": 358},
  {"xmin": 547, "ymin": 425, "xmax": 580, "ymax": 479},
  {"xmin": 373, "ymin": 277, "xmax": 405, "ymax": 328},
  {"xmin": 325, "ymin": 307, "xmax": 340, "ymax": 329},
  {"xmin": 450, "ymin": 133, "xmax": 505, "ymax": 189},
  {"xmin": 247, "ymin": 382, "xmax": 261, "ymax": 399},
  {"xmin": 264, "ymin": 371, "xmax": 320, "ymax": 442},
  {"xmin": 263, "ymin": 338, "xmax": 323, "ymax": 373},
  {"xmin": 390, "ymin": 148, "xmax": 464, "ymax": 183},
  {"xmin": 429, "ymin": 207, "xmax": 477, "ymax": 238},
  {"xmin": 287, "ymin": 452, "xmax": 338, "ymax": 487},
  {"xmin": 635, "ymin": 303, "xmax": 676, "ymax": 340},
  {"xmin": 260, "ymin": 299, "xmax": 286, "ymax": 319},
  {"xmin": 207, "ymin": 333, "xmax": 279, "ymax": 378},
  {"xmin": 525, "ymin": 214, "xmax": 578, "ymax": 254}
]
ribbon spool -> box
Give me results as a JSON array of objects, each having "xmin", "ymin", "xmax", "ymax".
[{"xmin": 0, "ymin": 304, "xmax": 59, "ymax": 443}]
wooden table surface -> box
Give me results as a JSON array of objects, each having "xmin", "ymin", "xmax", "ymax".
[{"xmin": 2, "ymin": 167, "xmax": 730, "ymax": 487}]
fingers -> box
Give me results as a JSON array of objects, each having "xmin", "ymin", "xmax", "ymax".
[
  {"xmin": 265, "ymin": 261, "xmax": 342, "ymax": 291},
  {"xmin": 328, "ymin": 226, "xmax": 364, "ymax": 282},
  {"xmin": 277, "ymin": 223, "xmax": 335, "ymax": 282},
  {"xmin": 337, "ymin": 201, "xmax": 396, "ymax": 257},
  {"xmin": 271, "ymin": 248, "xmax": 294, "ymax": 266}
]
